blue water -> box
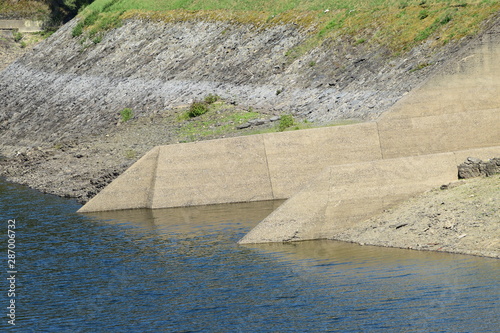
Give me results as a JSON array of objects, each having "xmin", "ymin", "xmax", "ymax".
[{"xmin": 1, "ymin": 178, "xmax": 499, "ymax": 332}]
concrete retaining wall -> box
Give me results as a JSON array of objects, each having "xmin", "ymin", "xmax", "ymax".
[
  {"xmin": 79, "ymin": 124, "xmax": 385, "ymax": 212},
  {"xmin": 79, "ymin": 103, "xmax": 499, "ymax": 214}
]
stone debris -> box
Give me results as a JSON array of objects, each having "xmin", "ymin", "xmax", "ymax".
[{"xmin": 458, "ymin": 157, "xmax": 500, "ymax": 179}]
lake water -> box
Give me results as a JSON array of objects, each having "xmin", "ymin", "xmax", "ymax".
[{"xmin": 1, "ymin": 178, "xmax": 499, "ymax": 332}]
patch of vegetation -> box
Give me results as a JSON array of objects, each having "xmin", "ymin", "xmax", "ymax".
[
  {"xmin": 72, "ymin": 2, "xmax": 124, "ymax": 41},
  {"xmin": 176, "ymin": 100, "xmax": 263, "ymax": 142},
  {"xmin": 0, "ymin": 0, "xmax": 50, "ymax": 21},
  {"xmin": 410, "ymin": 62, "xmax": 433, "ymax": 71},
  {"xmin": 418, "ymin": 9, "xmax": 429, "ymax": 19},
  {"xmin": 124, "ymin": 149, "xmax": 137, "ymax": 159},
  {"xmin": 204, "ymin": 93, "xmax": 220, "ymax": 104},
  {"xmin": 120, "ymin": 108, "xmax": 134, "ymax": 122},
  {"xmin": 13, "ymin": 31, "xmax": 23, "ymax": 42},
  {"xmin": 187, "ymin": 102, "xmax": 210, "ymax": 118},
  {"xmin": 72, "ymin": 21, "xmax": 84, "ymax": 37},
  {"xmin": 277, "ymin": 114, "xmax": 294, "ymax": 132}
]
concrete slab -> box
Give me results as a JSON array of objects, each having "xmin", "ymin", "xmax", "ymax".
[
  {"xmin": 77, "ymin": 146, "xmax": 160, "ymax": 212},
  {"xmin": 263, "ymin": 122, "xmax": 382, "ymax": 198},
  {"xmin": 151, "ymin": 136, "xmax": 273, "ymax": 208},
  {"xmin": 239, "ymin": 153, "xmax": 460, "ymax": 244},
  {"xmin": 378, "ymin": 108, "xmax": 500, "ymax": 158}
]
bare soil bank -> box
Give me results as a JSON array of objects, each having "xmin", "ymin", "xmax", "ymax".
[{"xmin": 333, "ymin": 175, "xmax": 500, "ymax": 259}]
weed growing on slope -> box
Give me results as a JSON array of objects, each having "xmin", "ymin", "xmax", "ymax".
[
  {"xmin": 120, "ymin": 108, "xmax": 134, "ymax": 122},
  {"xmin": 204, "ymin": 94, "xmax": 220, "ymax": 104}
]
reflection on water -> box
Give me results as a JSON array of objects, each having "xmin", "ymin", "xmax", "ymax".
[
  {"xmin": 1, "ymin": 179, "xmax": 499, "ymax": 332},
  {"xmin": 85, "ymin": 200, "xmax": 284, "ymax": 233}
]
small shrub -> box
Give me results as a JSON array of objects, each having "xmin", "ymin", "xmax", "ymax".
[
  {"xmin": 204, "ymin": 94, "xmax": 220, "ymax": 104},
  {"xmin": 120, "ymin": 108, "xmax": 133, "ymax": 122},
  {"xmin": 277, "ymin": 115, "xmax": 294, "ymax": 132},
  {"xmin": 276, "ymin": 89, "xmax": 283, "ymax": 96},
  {"xmin": 188, "ymin": 102, "xmax": 209, "ymax": 118},
  {"xmin": 13, "ymin": 31, "xmax": 23, "ymax": 42}
]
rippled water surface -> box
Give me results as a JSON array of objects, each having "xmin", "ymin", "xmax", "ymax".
[{"xmin": 1, "ymin": 179, "xmax": 499, "ymax": 332}]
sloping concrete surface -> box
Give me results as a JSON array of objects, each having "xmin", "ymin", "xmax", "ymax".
[
  {"xmin": 78, "ymin": 147, "xmax": 160, "ymax": 212},
  {"xmin": 238, "ymin": 148, "xmax": 500, "ymax": 244},
  {"xmin": 263, "ymin": 123, "xmax": 382, "ymax": 198},
  {"xmin": 151, "ymin": 136, "xmax": 273, "ymax": 208},
  {"xmin": 378, "ymin": 108, "xmax": 500, "ymax": 158}
]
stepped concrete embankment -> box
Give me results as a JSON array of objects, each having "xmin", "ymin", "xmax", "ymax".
[{"xmin": 79, "ymin": 17, "xmax": 499, "ymax": 245}]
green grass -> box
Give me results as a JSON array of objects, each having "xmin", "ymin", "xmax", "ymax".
[
  {"xmin": 78, "ymin": 0, "xmax": 500, "ymax": 52},
  {"xmin": 177, "ymin": 107, "xmax": 262, "ymax": 142},
  {"xmin": 277, "ymin": 115, "xmax": 295, "ymax": 132}
]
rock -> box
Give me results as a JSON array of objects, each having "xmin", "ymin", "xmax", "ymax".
[
  {"xmin": 467, "ymin": 157, "xmax": 482, "ymax": 164},
  {"xmin": 458, "ymin": 157, "xmax": 500, "ymax": 179},
  {"xmin": 236, "ymin": 122, "xmax": 251, "ymax": 129},
  {"xmin": 250, "ymin": 119, "xmax": 266, "ymax": 126}
]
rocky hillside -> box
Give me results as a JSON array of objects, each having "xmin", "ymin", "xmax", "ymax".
[{"xmin": 2, "ymin": 13, "xmax": 493, "ymax": 148}]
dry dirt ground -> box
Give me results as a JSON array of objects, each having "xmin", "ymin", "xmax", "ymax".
[{"xmin": 333, "ymin": 175, "xmax": 500, "ymax": 259}]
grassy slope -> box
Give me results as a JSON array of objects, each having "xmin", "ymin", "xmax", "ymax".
[{"xmin": 81, "ymin": 0, "xmax": 500, "ymax": 52}]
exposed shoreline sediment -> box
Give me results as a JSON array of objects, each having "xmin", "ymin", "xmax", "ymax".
[{"xmin": 332, "ymin": 175, "xmax": 499, "ymax": 259}]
